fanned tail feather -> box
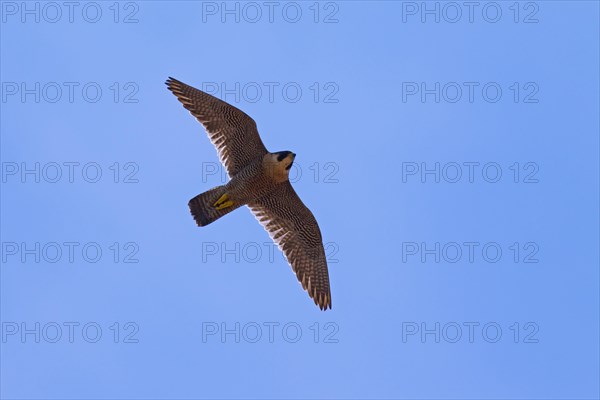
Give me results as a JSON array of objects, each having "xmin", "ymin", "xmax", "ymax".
[{"xmin": 188, "ymin": 186, "xmax": 240, "ymax": 226}]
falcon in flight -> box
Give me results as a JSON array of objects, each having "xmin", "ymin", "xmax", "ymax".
[{"xmin": 166, "ymin": 77, "xmax": 332, "ymax": 310}]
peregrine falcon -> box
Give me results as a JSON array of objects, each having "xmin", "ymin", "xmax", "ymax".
[{"xmin": 166, "ymin": 77, "xmax": 332, "ymax": 310}]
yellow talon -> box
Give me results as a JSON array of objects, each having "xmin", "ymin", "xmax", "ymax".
[
  {"xmin": 213, "ymin": 193, "xmax": 234, "ymax": 210},
  {"xmin": 213, "ymin": 193, "xmax": 229, "ymax": 207},
  {"xmin": 215, "ymin": 200, "xmax": 234, "ymax": 210}
]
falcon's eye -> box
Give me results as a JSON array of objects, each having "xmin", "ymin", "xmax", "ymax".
[{"xmin": 277, "ymin": 151, "xmax": 291, "ymax": 162}]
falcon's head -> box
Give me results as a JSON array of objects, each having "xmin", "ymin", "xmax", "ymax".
[{"xmin": 264, "ymin": 151, "xmax": 296, "ymax": 182}]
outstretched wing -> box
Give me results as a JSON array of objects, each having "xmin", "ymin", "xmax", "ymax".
[
  {"xmin": 166, "ymin": 77, "xmax": 268, "ymax": 176},
  {"xmin": 249, "ymin": 182, "xmax": 332, "ymax": 310}
]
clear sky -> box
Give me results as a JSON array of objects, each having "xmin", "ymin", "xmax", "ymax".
[{"xmin": 1, "ymin": 1, "xmax": 599, "ymax": 399}]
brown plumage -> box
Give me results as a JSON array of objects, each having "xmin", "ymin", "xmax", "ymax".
[{"xmin": 166, "ymin": 77, "xmax": 332, "ymax": 310}]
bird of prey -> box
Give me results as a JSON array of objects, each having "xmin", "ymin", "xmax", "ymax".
[{"xmin": 166, "ymin": 77, "xmax": 332, "ymax": 310}]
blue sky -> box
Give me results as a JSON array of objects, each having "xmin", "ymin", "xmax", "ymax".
[{"xmin": 1, "ymin": 1, "xmax": 599, "ymax": 399}]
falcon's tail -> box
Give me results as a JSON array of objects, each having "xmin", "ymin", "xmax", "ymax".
[{"xmin": 188, "ymin": 186, "xmax": 241, "ymax": 227}]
